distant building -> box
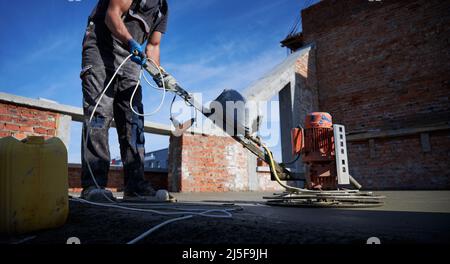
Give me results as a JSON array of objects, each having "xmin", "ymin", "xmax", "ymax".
[
  {"xmin": 111, "ymin": 158, "xmax": 122, "ymax": 166},
  {"xmin": 111, "ymin": 148, "xmax": 169, "ymax": 172}
]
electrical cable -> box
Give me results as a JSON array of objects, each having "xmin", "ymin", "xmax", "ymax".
[
  {"xmin": 130, "ymin": 59, "xmax": 167, "ymax": 117},
  {"xmin": 81, "ymin": 54, "xmax": 237, "ymax": 244},
  {"xmin": 280, "ymin": 153, "xmax": 300, "ymax": 166},
  {"xmin": 261, "ymin": 144, "xmax": 351, "ymax": 194},
  {"xmin": 169, "ymin": 94, "xmax": 177, "ymax": 122},
  {"xmin": 85, "ymin": 54, "xmax": 134, "ymax": 203},
  {"xmin": 127, "ymin": 215, "xmax": 193, "ymax": 244},
  {"xmin": 70, "ymin": 197, "xmax": 237, "ymax": 244},
  {"xmin": 142, "ymin": 69, "xmax": 165, "ymax": 90},
  {"xmin": 169, "ymin": 93, "xmax": 198, "ymax": 131},
  {"xmin": 261, "ymin": 143, "xmax": 309, "ymax": 193},
  {"xmin": 281, "ymin": 124, "xmax": 304, "ymax": 166},
  {"xmin": 70, "ymin": 197, "xmax": 235, "ymax": 218}
]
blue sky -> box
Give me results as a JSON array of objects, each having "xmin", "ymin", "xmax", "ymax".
[{"xmin": 0, "ymin": 0, "xmax": 317, "ymax": 163}]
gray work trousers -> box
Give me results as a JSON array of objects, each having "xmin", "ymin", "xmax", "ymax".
[{"xmin": 80, "ymin": 64, "xmax": 149, "ymax": 193}]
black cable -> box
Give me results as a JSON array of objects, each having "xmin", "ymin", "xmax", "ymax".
[
  {"xmin": 169, "ymin": 94, "xmax": 177, "ymax": 123},
  {"xmin": 280, "ymin": 153, "xmax": 301, "ymax": 166},
  {"xmin": 169, "ymin": 93, "xmax": 197, "ymax": 129}
]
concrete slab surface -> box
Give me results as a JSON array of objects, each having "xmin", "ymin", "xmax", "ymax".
[{"xmin": 1, "ymin": 191, "xmax": 449, "ymax": 244}]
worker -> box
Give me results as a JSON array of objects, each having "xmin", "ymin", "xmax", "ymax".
[{"xmin": 80, "ymin": 0, "xmax": 169, "ymax": 202}]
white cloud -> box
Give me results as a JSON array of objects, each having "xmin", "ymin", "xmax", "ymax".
[{"xmin": 165, "ymin": 45, "xmax": 286, "ymax": 101}]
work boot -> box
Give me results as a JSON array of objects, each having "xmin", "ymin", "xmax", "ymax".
[
  {"xmin": 124, "ymin": 184, "xmax": 176, "ymax": 203},
  {"xmin": 80, "ymin": 186, "xmax": 116, "ymax": 203}
]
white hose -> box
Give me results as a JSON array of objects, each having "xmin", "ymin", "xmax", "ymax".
[
  {"xmin": 84, "ymin": 55, "xmax": 165, "ymax": 201},
  {"xmin": 81, "ymin": 55, "xmax": 236, "ymax": 244},
  {"xmin": 142, "ymin": 70, "xmax": 165, "ymax": 90},
  {"xmin": 70, "ymin": 197, "xmax": 236, "ymax": 244},
  {"xmin": 130, "ymin": 59, "xmax": 167, "ymax": 117},
  {"xmin": 88, "ymin": 54, "xmax": 134, "ymax": 125},
  {"xmin": 127, "ymin": 215, "xmax": 193, "ymax": 244},
  {"xmin": 70, "ymin": 197, "xmax": 235, "ymax": 218},
  {"xmin": 85, "ymin": 54, "xmax": 134, "ymax": 201}
]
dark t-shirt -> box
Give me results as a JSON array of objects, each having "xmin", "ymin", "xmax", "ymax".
[
  {"xmin": 82, "ymin": 0, "xmax": 169, "ymax": 76},
  {"xmin": 152, "ymin": 0, "xmax": 169, "ymax": 34}
]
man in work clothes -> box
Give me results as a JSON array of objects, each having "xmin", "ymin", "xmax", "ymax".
[{"xmin": 80, "ymin": 0, "xmax": 169, "ymax": 201}]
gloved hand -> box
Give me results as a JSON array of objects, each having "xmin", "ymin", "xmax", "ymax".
[{"xmin": 129, "ymin": 39, "xmax": 147, "ymax": 66}]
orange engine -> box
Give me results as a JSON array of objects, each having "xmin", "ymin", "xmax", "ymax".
[{"xmin": 292, "ymin": 112, "xmax": 338, "ymax": 190}]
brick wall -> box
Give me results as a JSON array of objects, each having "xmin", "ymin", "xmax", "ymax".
[
  {"xmin": 349, "ymin": 131, "xmax": 450, "ymax": 189},
  {"xmin": 168, "ymin": 134, "xmax": 285, "ymax": 192},
  {"xmin": 0, "ymin": 102, "xmax": 59, "ymax": 140},
  {"xmin": 256, "ymin": 169, "xmax": 286, "ymax": 192},
  {"xmin": 169, "ymin": 134, "xmax": 250, "ymax": 192},
  {"xmin": 299, "ymin": 0, "xmax": 450, "ymax": 189},
  {"xmin": 68, "ymin": 164, "xmax": 168, "ymax": 192},
  {"xmin": 0, "ymin": 101, "xmax": 169, "ymax": 193}
]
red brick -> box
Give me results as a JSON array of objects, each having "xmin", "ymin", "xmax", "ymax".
[
  {"xmin": 40, "ymin": 121, "xmax": 57, "ymax": 129},
  {"xmin": 36, "ymin": 112, "xmax": 58, "ymax": 122},
  {"xmin": 0, "ymin": 115, "xmax": 12, "ymax": 122},
  {"xmin": 5, "ymin": 124, "xmax": 20, "ymax": 131},
  {"xmin": 18, "ymin": 126, "xmax": 34, "ymax": 133},
  {"xmin": 13, "ymin": 133, "xmax": 27, "ymax": 140},
  {"xmin": 47, "ymin": 129, "xmax": 56, "ymax": 136},
  {"xmin": 8, "ymin": 108, "xmax": 18, "ymax": 115},
  {"xmin": 34, "ymin": 127, "xmax": 47, "ymax": 134},
  {"xmin": 0, "ymin": 131, "xmax": 11, "ymax": 137},
  {"xmin": 18, "ymin": 118, "xmax": 38, "ymax": 126},
  {"xmin": 0, "ymin": 106, "xmax": 7, "ymax": 115},
  {"xmin": 20, "ymin": 110, "xmax": 36, "ymax": 118}
]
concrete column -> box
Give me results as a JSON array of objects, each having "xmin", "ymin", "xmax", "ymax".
[
  {"xmin": 247, "ymin": 152, "xmax": 258, "ymax": 191},
  {"xmin": 56, "ymin": 114, "xmax": 72, "ymax": 151},
  {"xmin": 279, "ymin": 83, "xmax": 295, "ymax": 168},
  {"xmin": 278, "ymin": 45, "xmax": 319, "ymax": 187}
]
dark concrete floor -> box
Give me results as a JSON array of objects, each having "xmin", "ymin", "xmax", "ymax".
[{"xmin": 2, "ymin": 191, "xmax": 449, "ymax": 244}]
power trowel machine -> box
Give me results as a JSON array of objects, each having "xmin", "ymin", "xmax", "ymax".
[{"xmin": 144, "ymin": 61, "xmax": 385, "ymax": 208}]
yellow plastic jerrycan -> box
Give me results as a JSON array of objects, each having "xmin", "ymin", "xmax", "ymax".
[{"xmin": 0, "ymin": 136, "xmax": 69, "ymax": 234}]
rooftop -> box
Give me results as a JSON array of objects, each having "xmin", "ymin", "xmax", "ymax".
[{"xmin": 2, "ymin": 191, "xmax": 449, "ymax": 244}]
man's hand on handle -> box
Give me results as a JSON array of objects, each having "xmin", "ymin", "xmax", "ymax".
[{"xmin": 129, "ymin": 39, "xmax": 148, "ymax": 66}]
